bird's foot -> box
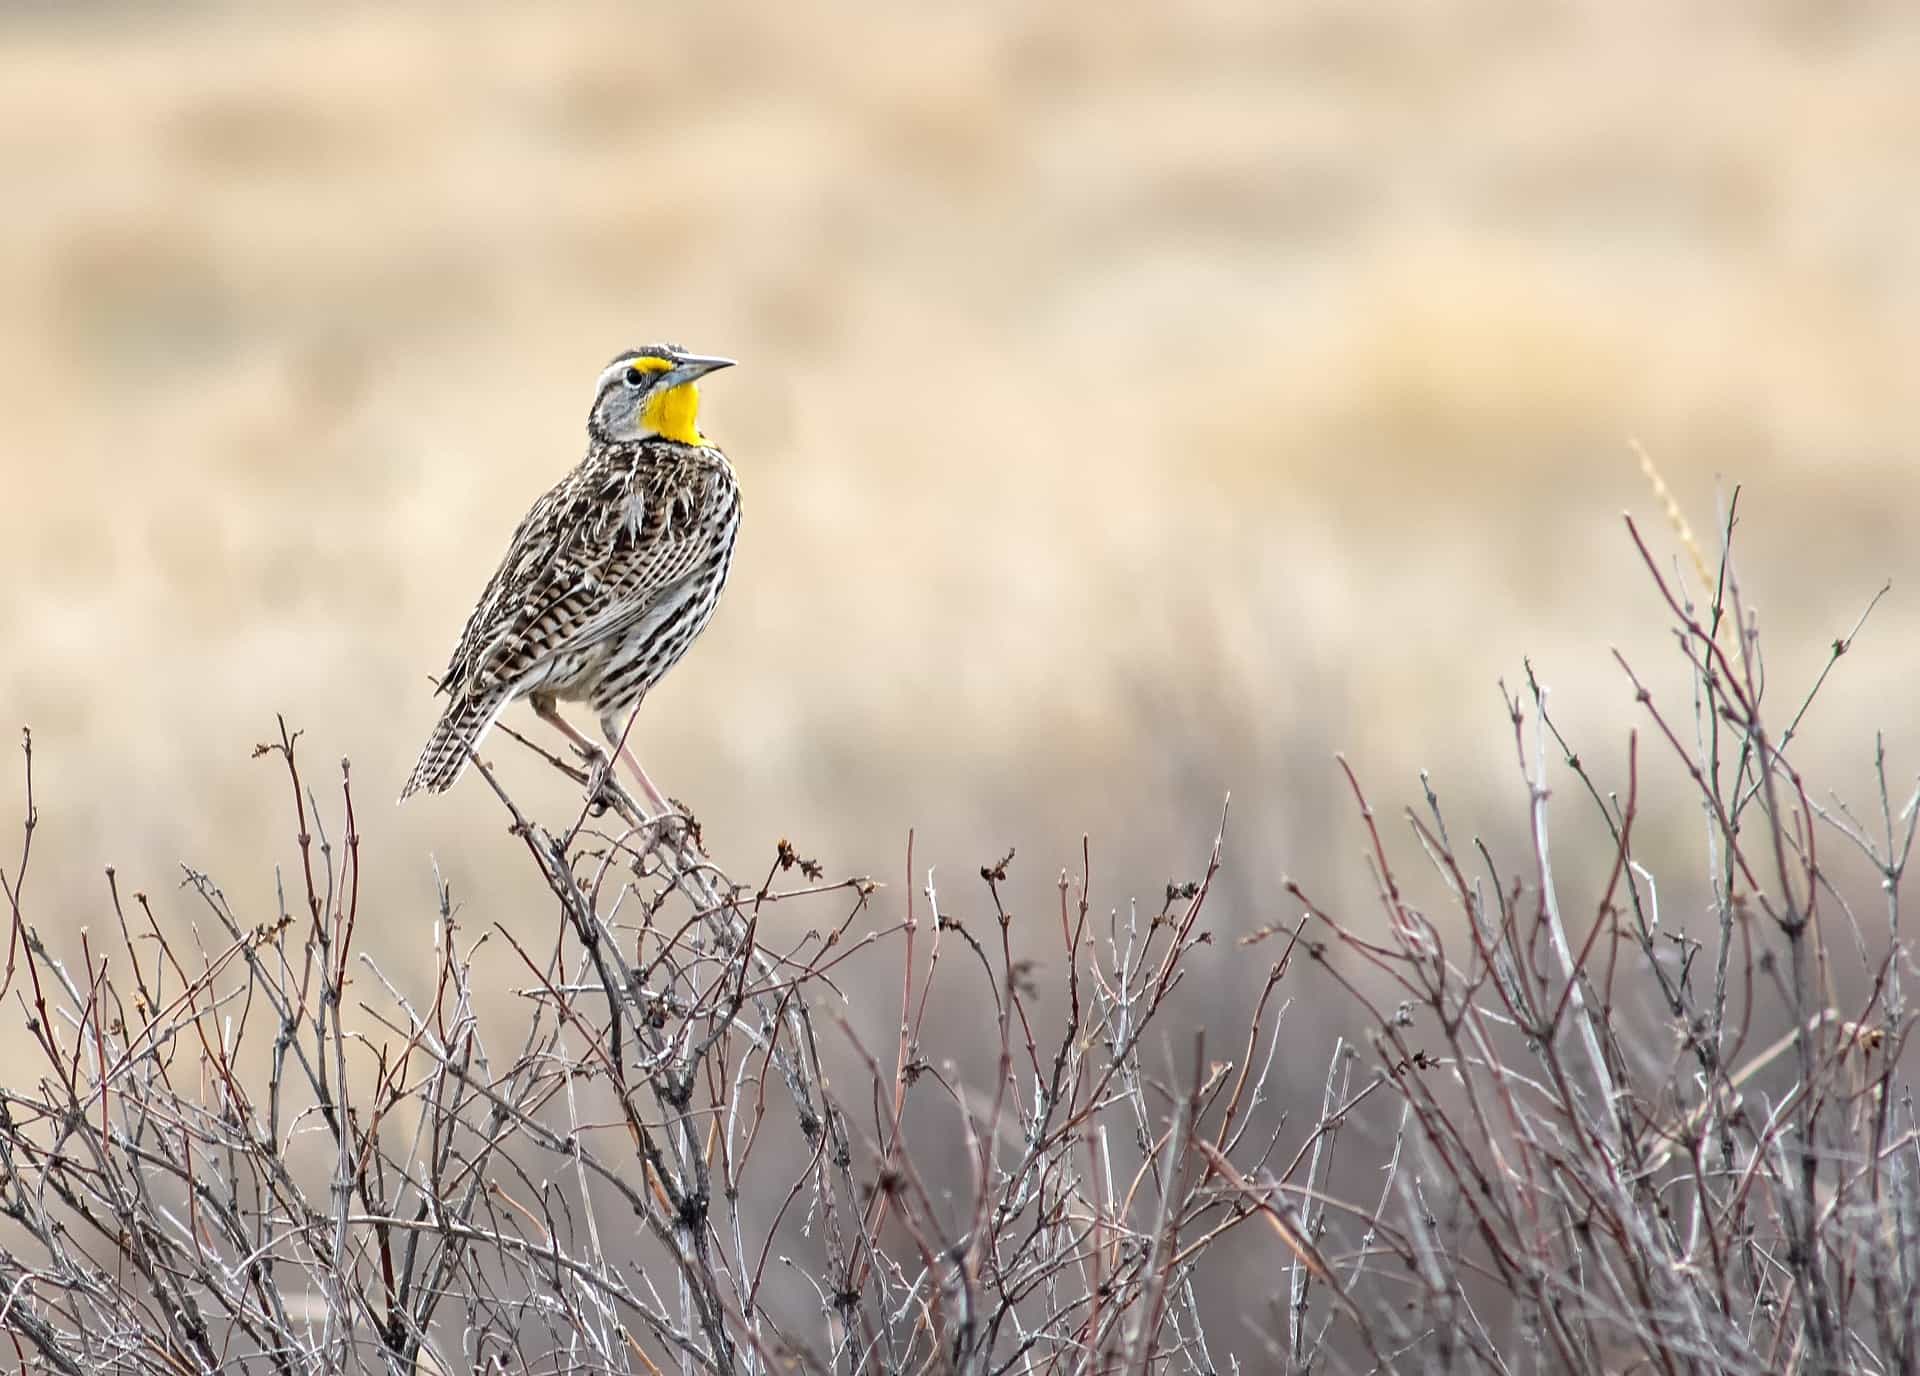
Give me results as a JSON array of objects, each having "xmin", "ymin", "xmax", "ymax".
[
  {"xmin": 582, "ymin": 747, "xmax": 617, "ymax": 813},
  {"xmin": 640, "ymin": 803, "xmax": 703, "ymax": 856},
  {"xmin": 636, "ymin": 801, "xmax": 681, "ymax": 835}
]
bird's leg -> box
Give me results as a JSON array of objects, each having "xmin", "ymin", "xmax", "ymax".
[
  {"xmin": 601, "ymin": 708, "xmax": 675, "ymax": 819},
  {"xmin": 530, "ymin": 692, "xmax": 614, "ymax": 800}
]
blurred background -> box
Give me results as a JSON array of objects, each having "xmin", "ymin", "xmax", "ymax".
[{"xmin": 2, "ymin": 0, "xmax": 1918, "ymax": 1335}]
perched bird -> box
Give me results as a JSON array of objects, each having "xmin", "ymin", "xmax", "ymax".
[{"xmin": 400, "ymin": 344, "xmax": 741, "ymax": 809}]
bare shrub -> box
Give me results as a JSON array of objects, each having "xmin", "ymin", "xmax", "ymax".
[{"xmin": 0, "ymin": 499, "xmax": 1913, "ymax": 1373}]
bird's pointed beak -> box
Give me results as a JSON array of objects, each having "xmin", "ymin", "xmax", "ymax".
[{"xmin": 665, "ymin": 354, "xmax": 736, "ymax": 387}]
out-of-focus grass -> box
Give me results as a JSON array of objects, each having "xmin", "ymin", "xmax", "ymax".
[{"xmin": 0, "ymin": 1, "xmax": 1915, "ymax": 997}]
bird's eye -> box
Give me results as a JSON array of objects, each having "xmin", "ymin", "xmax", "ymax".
[{"xmin": 624, "ymin": 367, "xmax": 648, "ymax": 388}]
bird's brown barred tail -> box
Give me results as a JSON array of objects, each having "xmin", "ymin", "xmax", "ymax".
[{"xmin": 399, "ymin": 690, "xmax": 511, "ymax": 801}]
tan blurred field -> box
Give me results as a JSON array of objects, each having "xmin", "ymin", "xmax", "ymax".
[{"xmin": 2, "ymin": 1, "xmax": 1918, "ymax": 1030}]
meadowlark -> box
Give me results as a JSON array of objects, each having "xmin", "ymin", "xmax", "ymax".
[{"xmin": 400, "ymin": 344, "xmax": 741, "ymax": 808}]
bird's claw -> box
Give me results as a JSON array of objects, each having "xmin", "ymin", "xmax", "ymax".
[{"xmin": 583, "ymin": 749, "xmax": 617, "ymax": 813}]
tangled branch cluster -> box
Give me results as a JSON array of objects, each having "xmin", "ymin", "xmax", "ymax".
[
  {"xmin": 0, "ymin": 717, "xmax": 1272, "ymax": 1373},
  {"xmin": 0, "ymin": 499, "xmax": 1914, "ymax": 1374}
]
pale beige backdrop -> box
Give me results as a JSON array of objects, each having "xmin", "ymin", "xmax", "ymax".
[{"xmin": 1, "ymin": 3, "xmax": 1916, "ymax": 1029}]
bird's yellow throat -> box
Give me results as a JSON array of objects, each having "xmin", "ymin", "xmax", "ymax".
[{"xmin": 642, "ymin": 382, "xmax": 704, "ymax": 445}]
